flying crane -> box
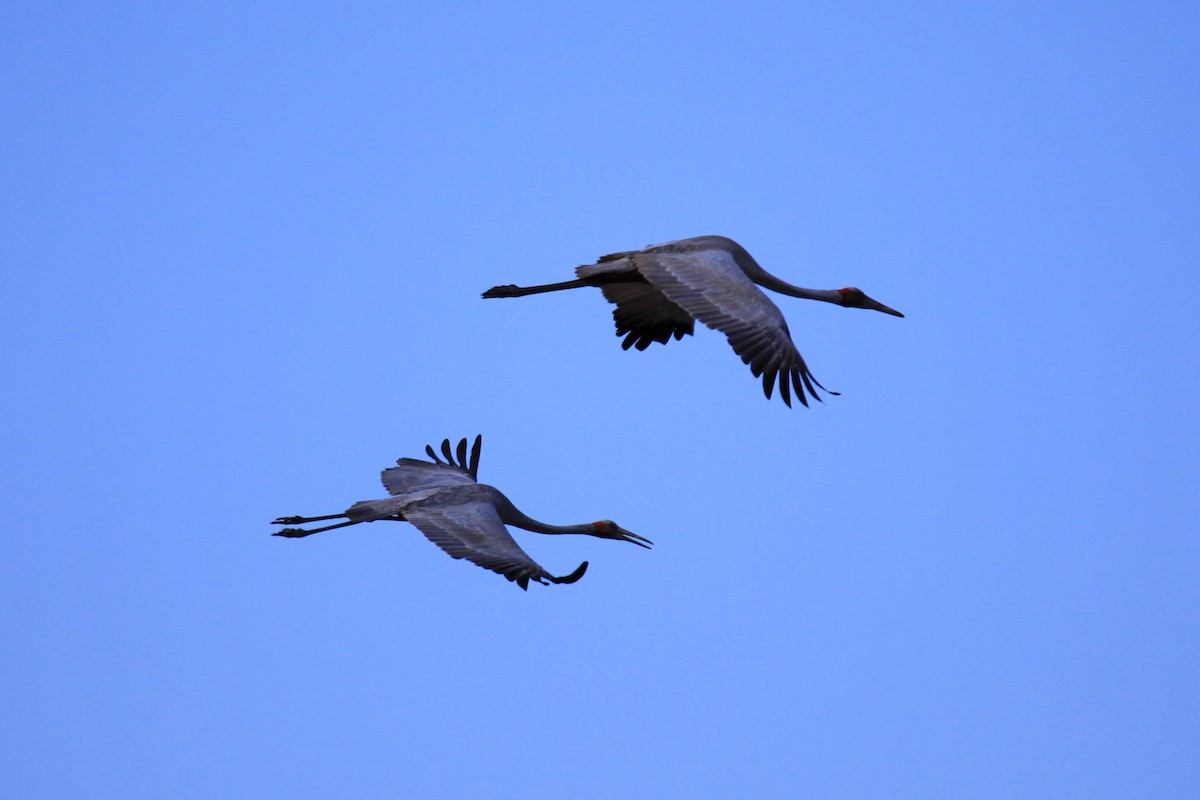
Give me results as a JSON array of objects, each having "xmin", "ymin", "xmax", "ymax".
[
  {"xmin": 272, "ymin": 436, "xmax": 650, "ymax": 589},
  {"xmin": 484, "ymin": 235, "xmax": 903, "ymax": 407}
]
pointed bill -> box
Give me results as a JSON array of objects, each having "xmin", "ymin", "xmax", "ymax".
[{"xmin": 865, "ymin": 296, "xmax": 904, "ymax": 317}]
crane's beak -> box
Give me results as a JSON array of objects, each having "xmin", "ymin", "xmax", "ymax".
[
  {"xmin": 864, "ymin": 296, "xmax": 904, "ymax": 317},
  {"xmin": 615, "ymin": 526, "xmax": 653, "ymax": 549}
]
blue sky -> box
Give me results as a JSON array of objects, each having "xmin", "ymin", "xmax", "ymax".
[{"xmin": 3, "ymin": 3, "xmax": 1197, "ymax": 797}]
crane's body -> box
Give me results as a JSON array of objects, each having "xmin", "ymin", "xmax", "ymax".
[
  {"xmin": 483, "ymin": 235, "xmax": 903, "ymax": 407},
  {"xmin": 272, "ymin": 436, "xmax": 650, "ymax": 589}
]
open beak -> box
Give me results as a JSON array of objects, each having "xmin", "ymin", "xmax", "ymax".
[
  {"xmin": 865, "ymin": 297, "xmax": 904, "ymax": 317},
  {"xmin": 616, "ymin": 527, "xmax": 653, "ymax": 549}
]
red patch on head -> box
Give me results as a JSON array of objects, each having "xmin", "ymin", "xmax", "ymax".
[{"xmin": 592, "ymin": 521, "xmax": 605, "ymax": 531}]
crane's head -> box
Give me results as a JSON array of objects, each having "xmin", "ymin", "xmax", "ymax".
[
  {"xmin": 837, "ymin": 287, "xmax": 904, "ymax": 317},
  {"xmin": 591, "ymin": 520, "xmax": 653, "ymax": 549}
]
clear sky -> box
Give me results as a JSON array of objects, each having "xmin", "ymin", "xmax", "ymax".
[{"xmin": 3, "ymin": 3, "xmax": 1197, "ymax": 798}]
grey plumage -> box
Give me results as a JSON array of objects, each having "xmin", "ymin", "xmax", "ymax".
[
  {"xmin": 484, "ymin": 235, "xmax": 904, "ymax": 407},
  {"xmin": 272, "ymin": 436, "xmax": 651, "ymax": 590}
]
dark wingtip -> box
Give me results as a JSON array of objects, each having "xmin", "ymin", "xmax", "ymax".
[
  {"xmin": 793, "ymin": 371, "xmax": 809, "ymax": 407},
  {"xmin": 468, "ymin": 435, "xmax": 482, "ymax": 479},
  {"xmin": 550, "ymin": 561, "xmax": 589, "ymax": 585},
  {"xmin": 761, "ymin": 370, "xmax": 776, "ymax": 402}
]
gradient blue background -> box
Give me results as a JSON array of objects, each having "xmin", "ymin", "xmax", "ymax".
[{"xmin": 3, "ymin": 3, "xmax": 1197, "ymax": 797}]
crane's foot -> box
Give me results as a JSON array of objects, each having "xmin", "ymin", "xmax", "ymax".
[
  {"xmin": 271, "ymin": 513, "xmax": 346, "ymax": 525},
  {"xmin": 272, "ymin": 527, "xmax": 314, "ymax": 538},
  {"xmin": 482, "ymin": 284, "xmax": 520, "ymax": 298}
]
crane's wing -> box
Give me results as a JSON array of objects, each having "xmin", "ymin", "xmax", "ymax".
[
  {"xmin": 631, "ymin": 247, "xmax": 828, "ymax": 407},
  {"xmin": 401, "ymin": 489, "xmax": 587, "ymax": 590},
  {"xmin": 381, "ymin": 436, "xmax": 482, "ymax": 496},
  {"xmin": 577, "ymin": 255, "xmax": 695, "ymax": 351}
]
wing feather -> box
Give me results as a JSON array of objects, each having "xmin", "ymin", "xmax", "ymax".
[
  {"xmin": 631, "ymin": 248, "xmax": 827, "ymax": 406},
  {"xmin": 577, "ymin": 256, "xmax": 695, "ymax": 350},
  {"xmin": 401, "ymin": 489, "xmax": 561, "ymax": 590},
  {"xmin": 381, "ymin": 436, "xmax": 482, "ymax": 496}
]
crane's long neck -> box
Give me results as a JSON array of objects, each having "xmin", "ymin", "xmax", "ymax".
[
  {"xmin": 750, "ymin": 271, "xmax": 843, "ymax": 305},
  {"xmin": 494, "ymin": 495, "xmax": 594, "ymax": 536},
  {"xmin": 728, "ymin": 245, "xmax": 844, "ymax": 305}
]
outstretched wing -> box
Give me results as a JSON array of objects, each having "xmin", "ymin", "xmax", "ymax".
[
  {"xmin": 381, "ymin": 436, "xmax": 482, "ymax": 496},
  {"xmin": 631, "ymin": 245, "xmax": 828, "ymax": 407},
  {"xmin": 577, "ymin": 254, "xmax": 695, "ymax": 351},
  {"xmin": 402, "ymin": 487, "xmax": 587, "ymax": 590}
]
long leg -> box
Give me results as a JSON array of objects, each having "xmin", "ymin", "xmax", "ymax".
[
  {"xmin": 273, "ymin": 519, "xmax": 363, "ymax": 537},
  {"xmin": 482, "ymin": 278, "xmax": 595, "ymax": 298},
  {"xmin": 271, "ymin": 513, "xmax": 406, "ymax": 538},
  {"xmin": 272, "ymin": 513, "xmax": 345, "ymax": 525},
  {"xmin": 483, "ymin": 271, "xmax": 648, "ymax": 299}
]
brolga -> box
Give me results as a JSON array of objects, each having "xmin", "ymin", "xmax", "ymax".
[
  {"xmin": 271, "ymin": 436, "xmax": 651, "ymax": 589},
  {"xmin": 483, "ymin": 235, "xmax": 904, "ymax": 407}
]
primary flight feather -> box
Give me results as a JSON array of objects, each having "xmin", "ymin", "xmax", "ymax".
[
  {"xmin": 272, "ymin": 436, "xmax": 651, "ymax": 590},
  {"xmin": 483, "ymin": 235, "xmax": 903, "ymax": 407}
]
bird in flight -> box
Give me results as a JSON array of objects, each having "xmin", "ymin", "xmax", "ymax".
[
  {"xmin": 483, "ymin": 235, "xmax": 903, "ymax": 407},
  {"xmin": 272, "ymin": 436, "xmax": 651, "ymax": 589}
]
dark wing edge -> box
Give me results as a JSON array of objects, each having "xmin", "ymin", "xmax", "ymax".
[
  {"xmin": 423, "ymin": 435, "xmax": 482, "ymax": 479},
  {"xmin": 598, "ymin": 281, "xmax": 695, "ymax": 351},
  {"xmin": 402, "ymin": 498, "xmax": 587, "ymax": 591},
  {"xmin": 381, "ymin": 436, "xmax": 483, "ymax": 496},
  {"xmin": 577, "ymin": 256, "xmax": 695, "ymax": 351},
  {"xmin": 547, "ymin": 561, "xmax": 588, "ymax": 585},
  {"xmin": 732, "ymin": 320, "xmax": 838, "ymax": 408},
  {"xmin": 634, "ymin": 252, "xmax": 837, "ymax": 407}
]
